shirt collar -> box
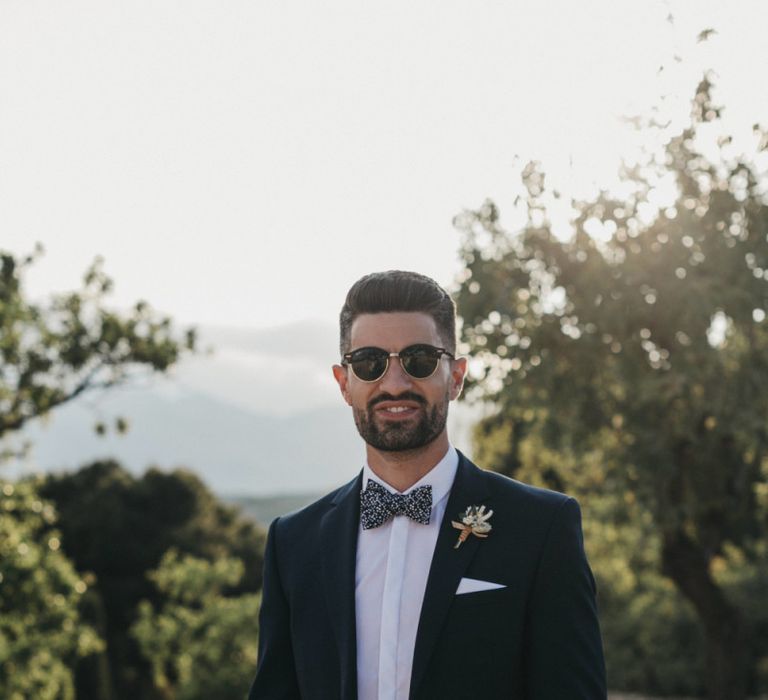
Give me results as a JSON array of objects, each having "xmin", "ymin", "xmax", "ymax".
[{"xmin": 362, "ymin": 444, "xmax": 459, "ymax": 506}]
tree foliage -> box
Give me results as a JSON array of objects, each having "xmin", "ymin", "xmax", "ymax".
[
  {"xmin": 37, "ymin": 461, "xmax": 266, "ymax": 699},
  {"xmin": 0, "ymin": 478, "xmax": 103, "ymax": 700},
  {"xmin": 0, "ymin": 246, "xmax": 195, "ymax": 449},
  {"xmin": 453, "ymin": 76, "xmax": 768, "ymax": 698},
  {"xmin": 132, "ymin": 550, "xmax": 260, "ymax": 700},
  {"xmin": 0, "ymin": 247, "xmax": 267, "ymax": 698}
]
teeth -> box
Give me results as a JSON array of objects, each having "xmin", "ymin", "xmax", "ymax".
[{"xmin": 385, "ymin": 406, "xmax": 411, "ymax": 413}]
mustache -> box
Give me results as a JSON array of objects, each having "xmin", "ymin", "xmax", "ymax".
[{"xmin": 368, "ymin": 392, "xmax": 426, "ymax": 410}]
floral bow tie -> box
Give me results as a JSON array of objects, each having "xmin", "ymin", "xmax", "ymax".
[{"xmin": 360, "ymin": 479, "xmax": 432, "ymax": 530}]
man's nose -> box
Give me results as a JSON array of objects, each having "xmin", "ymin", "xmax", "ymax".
[{"xmin": 378, "ymin": 355, "xmax": 413, "ymax": 391}]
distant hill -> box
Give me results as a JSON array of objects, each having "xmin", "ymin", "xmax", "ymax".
[
  {"xmin": 12, "ymin": 385, "xmax": 364, "ymax": 495},
  {"xmin": 226, "ymin": 492, "xmax": 326, "ymax": 525}
]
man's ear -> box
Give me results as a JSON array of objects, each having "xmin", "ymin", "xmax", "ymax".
[
  {"xmin": 332, "ymin": 364, "xmax": 353, "ymax": 406},
  {"xmin": 449, "ymin": 356, "xmax": 467, "ymax": 401}
]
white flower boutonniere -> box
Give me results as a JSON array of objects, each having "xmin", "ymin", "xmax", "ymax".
[{"xmin": 451, "ymin": 505, "xmax": 493, "ymax": 549}]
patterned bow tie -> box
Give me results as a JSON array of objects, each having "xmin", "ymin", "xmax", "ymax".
[{"xmin": 360, "ymin": 479, "xmax": 433, "ymax": 530}]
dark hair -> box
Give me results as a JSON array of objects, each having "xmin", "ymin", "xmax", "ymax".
[{"xmin": 339, "ymin": 270, "xmax": 456, "ymax": 355}]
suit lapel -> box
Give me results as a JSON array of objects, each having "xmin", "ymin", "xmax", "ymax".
[
  {"xmin": 320, "ymin": 472, "xmax": 362, "ymax": 700},
  {"xmin": 409, "ymin": 453, "xmax": 491, "ymax": 698}
]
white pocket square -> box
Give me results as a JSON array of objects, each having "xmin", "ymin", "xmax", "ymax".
[{"xmin": 455, "ymin": 577, "xmax": 507, "ymax": 595}]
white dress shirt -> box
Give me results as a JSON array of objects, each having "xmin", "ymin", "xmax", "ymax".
[{"xmin": 355, "ymin": 445, "xmax": 459, "ymax": 700}]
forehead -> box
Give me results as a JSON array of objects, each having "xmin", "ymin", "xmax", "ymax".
[{"xmin": 349, "ymin": 312, "xmax": 442, "ymax": 350}]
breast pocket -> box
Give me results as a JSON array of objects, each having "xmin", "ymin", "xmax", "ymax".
[
  {"xmin": 451, "ymin": 585, "xmax": 513, "ymax": 609},
  {"xmin": 441, "ymin": 585, "xmax": 522, "ymax": 654}
]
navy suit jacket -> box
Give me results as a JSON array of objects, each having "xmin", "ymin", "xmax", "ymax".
[{"xmin": 249, "ymin": 451, "xmax": 606, "ymax": 699}]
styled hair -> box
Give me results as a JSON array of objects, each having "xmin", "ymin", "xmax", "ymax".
[{"xmin": 339, "ymin": 270, "xmax": 456, "ymax": 355}]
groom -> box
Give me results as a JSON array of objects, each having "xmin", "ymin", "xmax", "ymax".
[{"xmin": 249, "ymin": 270, "xmax": 606, "ymax": 699}]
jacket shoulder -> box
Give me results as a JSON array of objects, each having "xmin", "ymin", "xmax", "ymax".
[
  {"xmin": 459, "ymin": 451, "xmax": 574, "ymax": 516},
  {"xmin": 482, "ymin": 467, "xmax": 572, "ymax": 507}
]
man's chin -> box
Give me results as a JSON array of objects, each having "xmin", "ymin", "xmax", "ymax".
[
  {"xmin": 374, "ymin": 442, "xmax": 432, "ymax": 454},
  {"xmin": 364, "ymin": 427, "xmax": 441, "ymax": 453},
  {"xmin": 353, "ymin": 403, "xmax": 448, "ymax": 453}
]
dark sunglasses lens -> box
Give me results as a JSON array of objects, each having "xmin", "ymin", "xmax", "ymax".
[
  {"xmin": 349, "ymin": 349, "xmax": 388, "ymax": 381},
  {"xmin": 401, "ymin": 346, "xmax": 440, "ymax": 378}
]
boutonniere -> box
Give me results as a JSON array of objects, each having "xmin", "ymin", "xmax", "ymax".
[{"xmin": 451, "ymin": 505, "xmax": 493, "ymax": 549}]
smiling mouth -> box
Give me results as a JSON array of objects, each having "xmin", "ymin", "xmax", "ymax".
[
  {"xmin": 375, "ymin": 404, "xmax": 421, "ymax": 418},
  {"xmin": 369, "ymin": 393, "xmax": 426, "ymax": 418}
]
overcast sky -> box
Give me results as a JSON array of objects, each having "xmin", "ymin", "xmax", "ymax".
[{"xmin": 2, "ymin": 0, "xmax": 766, "ymax": 330}]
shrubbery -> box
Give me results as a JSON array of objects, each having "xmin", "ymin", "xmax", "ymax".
[
  {"xmin": 0, "ymin": 479, "xmax": 103, "ymax": 700},
  {"xmin": 37, "ymin": 461, "xmax": 265, "ymax": 699}
]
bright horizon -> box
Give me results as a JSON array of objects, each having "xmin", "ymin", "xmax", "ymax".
[{"xmin": 2, "ymin": 0, "xmax": 766, "ymax": 330}]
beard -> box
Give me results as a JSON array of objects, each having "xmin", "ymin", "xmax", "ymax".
[{"xmin": 352, "ymin": 390, "xmax": 449, "ymax": 452}]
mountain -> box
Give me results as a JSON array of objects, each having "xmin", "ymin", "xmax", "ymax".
[
  {"xmin": 226, "ymin": 493, "xmax": 326, "ymax": 525},
  {"xmin": 13, "ymin": 386, "xmax": 363, "ymax": 495}
]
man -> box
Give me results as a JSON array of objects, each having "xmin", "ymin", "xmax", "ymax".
[{"xmin": 249, "ymin": 270, "xmax": 606, "ymax": 699}]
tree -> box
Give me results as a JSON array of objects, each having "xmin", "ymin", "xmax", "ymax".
[
  {"xmin": 0, "ymin": 247, "xmax": 198, "ymax": 697},
  {"xmin": 453, "ymin": 76, "xmax": 768, "ymax": 699},
  {"xmin": 0, "ymin": 478, "xmax": 103, "ymax": 699},
  {"xmin": 0, "ymin": 246, "xmax": 196, "ymax": 451},
  {"xmin": 38, "ymin": 461, "xmax": 266, "ymax": 699},
  {"xmin": 132, "ymin": 550, "xmax": 260, "ymax": 700}
]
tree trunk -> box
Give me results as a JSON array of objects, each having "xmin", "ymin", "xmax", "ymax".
[
  {"xmin": 661, "ymin": 528, "xmax": 749, "ymax": 700},
  {"xmin": 75, "ymin": 587, "xmax": 114, "ymax": 700}
]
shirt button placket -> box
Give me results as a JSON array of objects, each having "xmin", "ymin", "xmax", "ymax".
[{"xmin": 378, "ymin": 515, "xmax": 409, "ymax": 700}]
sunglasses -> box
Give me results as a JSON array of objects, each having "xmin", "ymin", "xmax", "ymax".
[{"xmin": 342, "ymin": 344, "xmax": 455, "ymax": 382}]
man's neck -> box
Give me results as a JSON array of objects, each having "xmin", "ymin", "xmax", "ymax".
[{"xmin": 365, "ymin": 432, "xmax": 451, "ymax": 492}]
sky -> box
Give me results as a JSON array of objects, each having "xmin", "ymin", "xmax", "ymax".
[{"xmin": 1, "ymin": 0, "xmax": 767, "ymax": 331}]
